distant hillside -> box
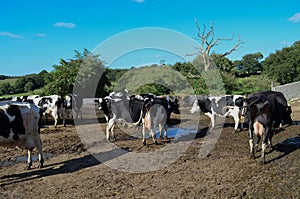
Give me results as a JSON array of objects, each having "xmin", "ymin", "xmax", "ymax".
[
  {"xmin": 0, "ymin": 75, "xmax": 19, "ymax": 80},
  {"xmin": 0, "ymin": 78, "xmax": 18, "ymax": 85}
]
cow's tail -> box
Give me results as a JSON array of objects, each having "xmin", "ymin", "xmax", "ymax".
[{"xmin": 117, "ymin": 110, "xmax": 144, "ymax": 128}]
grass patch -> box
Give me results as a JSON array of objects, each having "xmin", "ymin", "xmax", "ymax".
[{"xmin": 0, "ymin": 78, "xmax": 18, "ymax": 85}]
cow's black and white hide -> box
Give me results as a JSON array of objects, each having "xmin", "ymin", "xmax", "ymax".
[
  {"xmin": 0, "ymin": 101, "xmax": 44, "ymax": 170},
  {"xmin": 32, "ymin": 95, "xmax": 63, "ymax": 127},
  {"xmin": 190, "ymin": 95, "xmax": 244, "ymax": 133},
  {"xmin": 105, "ymin": 91, "xmax": 146, "ymax": 141},
  {"xmin": 95, "ymin": 97, "xmax": 110, "ymax": 123}
]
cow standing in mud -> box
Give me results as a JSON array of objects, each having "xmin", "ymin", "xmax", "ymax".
[
  {"xmin": 0, "ymin": 101, "xmax": 44, "ymax": 170},
  {"xmin": 190, "ymin": 95, "xmax": 244, "ymax": 133},
  {"xmin": 142, "ymin": 100, "xmax": 168, "ymax": 145},
  {"xmin": 243, "ymin": 91, "xmax": 292, "ymax": 164}
]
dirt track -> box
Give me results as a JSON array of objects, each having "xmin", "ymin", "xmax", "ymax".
[{"xmin": 1, "ymin": 101, "xmax": 300, "ymax": 198}]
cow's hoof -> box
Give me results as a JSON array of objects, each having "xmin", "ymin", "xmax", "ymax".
[
  {"xmin": 232, "ymin": 130, "xmax": 237, "ymax": 134},
  {"xmin": 142, "ymin": 141, "xmax": 146, "ymax": 145},
  {"xmin": 37, "ymin": 164, "xmax": 44, "ymax": 169},
  {"xmin": 37, "ymin": 159, "xmax": 44, "ymax": 169},
  {"xmin": 24, "ymin": 164, "xmax": 32, "ymax": 171},
  {"xmin": 154, "ymin": 140, "xmax": 158, "ymax": 145}
]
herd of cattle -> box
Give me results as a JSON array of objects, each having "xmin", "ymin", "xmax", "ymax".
[{"xmin": 0, "ymin": 90, "xmax": 294, "ymax": 169}]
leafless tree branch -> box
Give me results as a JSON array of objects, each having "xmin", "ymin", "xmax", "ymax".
[{"xmin": 192, "ymin": 19, "xmax": 246, "ymax": 71}]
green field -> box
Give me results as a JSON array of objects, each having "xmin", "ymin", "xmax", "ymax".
[{"xmin": 0, "ymin": 78, "xmax": 18, "ymax": 85}]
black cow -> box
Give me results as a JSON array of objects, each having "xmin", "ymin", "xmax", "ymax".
[
  {"xmin": 246, "ymin": 95, "xmax": 278, "ymax": 164},
  {"xmin": 0, "ymin": 101, "xmax": 44, "ymax": 169},
  {"xmin": 190, "ymin": 95, "xmax": 245, "ymax": 133},
  {"xmin": 243, "ymin": 91, "xmax": 293, "ymax": 128},
  {"xmin": 63, "ymin": 94, "xmax": 83, "ymax": 126}
]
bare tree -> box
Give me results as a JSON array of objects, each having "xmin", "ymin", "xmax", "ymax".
[{"xmin": 193, "ymin": 19, "xmax": 245, "ymax": 71}]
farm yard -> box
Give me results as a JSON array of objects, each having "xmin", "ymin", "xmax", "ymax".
[{"xmin": 0, "ymin": 98, "xmax": 299, "ymax": 198}]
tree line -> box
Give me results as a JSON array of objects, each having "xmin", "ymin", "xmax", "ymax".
[{"xmin": 1, "ymin": 41, "xmax": 300, "ymax": 97}]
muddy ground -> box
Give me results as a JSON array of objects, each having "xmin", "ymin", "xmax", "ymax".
[{"xmin": 1, "ymin": 100, "xmax": 300, "ymax": 198}]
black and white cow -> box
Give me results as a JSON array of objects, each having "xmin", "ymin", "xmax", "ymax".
[
  {"xmin": 245, "ymin": 95, "xmax": 278, "ymax": 164},
  {"xmin": 32, "ymin": 95, "xmax": 63, "ymax": 127},
  {"xmin": 142, "ymin": 99, "xmax": 168, "ymax": 145},
  {"xmin": 95, "ymin": 97, "xmax": 110, "ymax": 123},
  {"xmin": 134, "ymin": 94, "xmax": 180, "ymax": 123},
  {"xmin": 105, "ymin": 90, "xmax": 146, "ymax": 141},
  {"xmin": 0, "ymin": 101, "xmax": 44, "ymax": 170},
  {"xmin": 243, "ymin": 91, "xmax": 293, "ymax": 127},
  {"xmin": 63, "ymin": 94, "xmax": 83, "ymax": 126},
  {"xmin": 21, "ymin": 95, "xmax": 40, "ymax": 103},
  {"xmin": 190, "ymin": 95, "xmax": 245, "ymax": 133}
]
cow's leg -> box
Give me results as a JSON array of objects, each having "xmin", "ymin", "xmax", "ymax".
[
  {"xmin": 25, "ymin": 149, "xmax": 33, "ymax": 170},
  {"xmin": 159, "ymin": 124, "xmax": 163, "ymax": 139},
  {"xmin": 255, "ymin": 135, "xmax": 261, "ymax": 151},
  {"xmin": 261, "ymin": 131, "xmax": 268, "ymax": 164},
  {"xmin": 232, "ymin": 111, "xmax": 240, "ymax": 133},
  {"xmin": 106, "ymin": 119, "xmax": 115, "ymax": 141},
  {"xmin": 261, "ymin": 125, "xmax": 271, "ymax": 164},
  {"xmin": 36, "ymin": 137, "xmax": 44, "ymax": 169},
  {"xmin": 151, "ymin": 129, "xmax": 157, "ymax": 144},
  {"xmin": 205, "ymin": 112, "xmax": 215, "ymax": 130},
  {"xmin": 110, "ymin": 123, "xmax": 116, "ymax": 141},
  {"xmin": 52, "ymin": 112, "xmax": 59, "ymax": 128},
  {"xmin": 158, "ymin": 124, "xmax": 168, "ymax": 139},
  {"xmin": 249, "ymin": 124, "xmax": 255, "ymax": 158},
  {"xmin": 240, "ymin": 115, "xmax": 245, "ymax": 131},
  {"xmin": 268, "ymin": 129, "xmax": 274, "ymax": 148},
  {"xmin": 163, "ymin": 124, "xmax": 168, "ymax": 139},
  {"xmin": 142, "ymin": 120, "xmax": 146, "ymax": 145}
]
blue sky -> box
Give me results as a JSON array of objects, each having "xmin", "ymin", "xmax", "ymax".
[{"xmin": 1, "ymin": 0, "xmax": 300, "ymax": 76}]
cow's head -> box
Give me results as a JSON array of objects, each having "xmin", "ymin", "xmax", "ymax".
[
  {"xmin": 190, "ymin": 100, "xmax": 200, "ymax": 113},
  {"xmin": 283, "ymin": 105, "xmax": 293, "ymax": 124},
  {"xmin": 169, "ymin": 97, "xmax": 180, "ymax": 114},
  {"xmin": 64, "ymin": 95, "xmax": 72, "ymax": 108}
]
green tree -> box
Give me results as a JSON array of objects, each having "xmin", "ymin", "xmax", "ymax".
[
  {"xmin": 0, "ymin": 82, "xmax": 12, "ymax": 95},
  {"xmin": 43, "ymin": 58, "xmax": 80, "ymax": 96},
  {"xmin": 211, "ymin": 54, "xmax": 234, "ymax": 72},
  {"xmin": 44, "ymin": 49, "xmax": 110, "ymax": 97},
  {"xmin": 263, "ymin": 41, "xmax": 300, "ymax": 84},
  {"xmin": 234, "ymin": 52, "xmax": 263, "ymax": 77},
  {"xmin": 75, "ymin": 50, "xmax": 111, "ymax": 97},
  {"xmin": 24, "ymin": 82, "xmax": 35, "ymax": 92}
]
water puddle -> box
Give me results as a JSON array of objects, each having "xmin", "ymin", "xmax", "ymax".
[
  {"xmin": 293, "ymin": 121, "xmax": 300, "ymax": 125},
  {"xmin": 130, "ymin": 126, "xmax": 199, "ymax": 140},
  {"xmin": 165, "ymin": 126, "xmax": 198, "ymax": 139},
  {"xmin": 0, "ymin": 153, "xmax": 54, "ymax": 167}
]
